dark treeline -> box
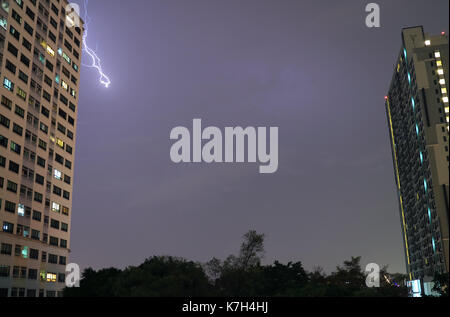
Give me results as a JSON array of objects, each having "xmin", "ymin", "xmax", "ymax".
[{"xmin": 64, "ymin": 231, "xmax": 448, "ymax": 297}]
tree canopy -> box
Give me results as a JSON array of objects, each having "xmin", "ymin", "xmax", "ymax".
[{"xmin": 64, "ymin": 230, "xmax": 412, "ymax": 297}]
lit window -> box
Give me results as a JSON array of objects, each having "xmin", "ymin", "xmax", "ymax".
[
  {"xmin": 435, "ymin": 52, "xmax": 441, "ymax": 58},
  {"xmin": 436, "ymin": 60, "xmax": 442, "ymax": 66},
  {"xmin": 62, "ymin": 52, "xmax": 71, "ymax": 64},
  {"xmin": 17, "ymin": 88, "xmax": 27, "ymax": 100},
  {"xmin": 442, "ymin": 88, "xmax": 447, "ymax": 94},
  {"xmin": 54, "ymin": 169, "xmax": 62, "ymax": 180},
  {"xmin": 46, "ymin": 273, "xmax": 57, "ymax": 283},
  {"xmin": 443, "ymin": 97, "xmax": 449, "ymax": 103},
  {"xmin": 411, "ymin": 97, "xmax": 415, "ymax": 110},
  {"xmin": 3, "ymin": 77, "xmax": 14, "ymax": 91},
  {"xmin": 56, "ymin": 139, "xmax": 64, "ymax": 149},
  {"xmin": 18, "ymin": 204, "xmax": 25, "ymax": 216},
  {"xmin": 61, "ymin": 80, "xmax": 69, "ymax": 91},
  {"xmin": 424, "ymin": 40, "xmax": 431, "ymax": 46},
  {"xmin": 51, "ymin": 202, "xmax": 60, "ymax": 213},
  {"xmin": 437, "ymin": 69, "xmax": 444, "ymax": 75},
  {"xmin": 46, "ymin": 45, "xmax": 55, "ymax": 57},
  {"xmin": 445, "ymin": 106, "xmax": 449, "ymax": 114},
  {"xmin": 446, "ymin": 116, "xmax": 449, "ymax": 123},
  {"xmin": 0, "ymin": 17, "xmax": 6, "ymax": 30},
  {"xmin": 22, "ymin": 246, "xmax": 29, "ymax": 259}
]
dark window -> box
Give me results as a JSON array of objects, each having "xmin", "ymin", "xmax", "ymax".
[
  {"xmin": 26, "ymin": 7, "xmax": 36, "ymax": 20},
  {"xmin": 7, "ymin": 43, "xmax": 18, "ymax": 57},
  {"xmin": 24, "ymin": 22, "xmax": 34, "ymax": 36}
]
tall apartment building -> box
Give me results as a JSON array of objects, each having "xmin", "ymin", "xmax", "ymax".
[
  {"xmin": 385, "ymin": 26, "xmax": 449, "ymax": 295},
  {"xmin": 0, "ymin": 0, "xmax": 83, "ymax": 297}
]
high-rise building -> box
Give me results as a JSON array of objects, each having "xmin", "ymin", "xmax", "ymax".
[
  {"xmin": 0, "ymin": 0, "xmax": 83, "ymax": 297},
  {"xmin": 385, "ymin": 26, "xmax": 449, "ymax": 295}
]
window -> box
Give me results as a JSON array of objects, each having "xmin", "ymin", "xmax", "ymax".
[
  {"xmin": 4, "ymin": 201, "xmax": 15, "ymax": 213},
  {"xmin": 0, "ymin": 114, "xmax": 10, "ymax": 128},
  {"xmin": 49, "ymin": 237, "xmax": 58, "ymax": 247},
  {"xmin": 41, "ymin": 106, "xmax": 50, "ymax": 118},
  {"xmin": 50, "ymin": 219, "xmax": 60, "ymax": 229},
  {"xmin": 1, "ymin": 243, "xmax": 12, "ymax": 255},
  {"xmin": 24, "ymin": 22, "xmax": 33, "ymax": 36},
  {"xmin": 9, "ymin": 161, "xmax": 19, "ymax": 174},
  {"xmin": 17, "ymin": 87, "xmax": 27, "ymax": 100},
  {"xmin": 5, "ymin": 59, "xmax": 16, "ymax": 73},
  {"xmin": 37, "ymin": 156, "xmax": 46, "ymax": 167},
  {"xmin": 32, "ymin": 210, "xmax": 42, "ymax": 221},
  {"xmin": 0, "ymin": 265, "xmax": 10, "ymax": 277},
  {"xmin": 34, "ymin": 191, "xmax": 43, "ymax": 203},
  {"xmin": 53, "ymin": 185, "xmax": 62, "ymax": 196},
  {"xmin": 28, "ymin": 269, "xmax": 38, "ymax": 280},
  {"xmin": 0, "ymin": 134, "xmax": 8, "ymax": 148},
  {"xmin": 63, "ymin": 190, "xmax": 70, "ymax": 200},
  {"xmin": 59, "ymin": 256, "xmax": 66, "ymax": 265},
  {"xmin": 55, "ymin": 153, "xmax": 64, "ymax": 165},
  {"xmin": 15, "ymin": 104, "xmax": 25, "ymax": 117},
  {"xmin": 31, "ymin": 229, "xmax": 40, "ymax": 240},
  {"xmin": 40, "ymin": 122, "xmax": 48, "ymax": 134},
  {"xmin": 11, "ymin": 9, "xmax": 22, "ymax": 24},
  {"xmin": 46, "ymin": 273, "xmax": 57, "ymax": 283},
  {"xmin": 61, "ymin": 223, "xmax": 68, "ymax": 232},
  {"xmin": 9, "ymin": 25, "xmax": 20, "ymax": 40},
  {"xmin": 26, "ymin": 7, "xmax": 35, "ymax": 20},
  {"xmin": 52, "ymin": 202, "xmax": 60, "ymax": 213},
  {"xmin": 19, "ymin": 70, "xmax": 28, "ymax": 83},
  {"xmin": 62, "ymin": 206, "xmax": 69, "ymax": 216},
  {"xmin": 20, "ymin": 54, "xmax": 30, "ymax": 67},
  {"xmin": 56, "ymin": 138, "xmax": 64, "ymax": 149},
  {"xmin": 1, "ymin": 96, "xmax": 12, "ymax": 109},
  {"xmin": 2, "ymin": 222, "xmax": 14, "ymax": 234},
  {"xmin": 7, "ymin": 180, "xmax": 18, "ymax": 193},
  {"xmin": 38, "ymin": 139, "xmax": 47, "ymax": 150},
  {"xmin": 54, "ymin": 169, "xmax": 62, "ymax": 180},
  {"xmin": 64, "ymin": 175, "xmax": 71, "ymax": 185},
  {"xmin": 45, "ymin": 60, "xmax": 54, "ymax": 72},
  {"xmin": 3, "ymin": 77, "xmax": 14, "ymax": 91},
  {"xmin": 10, "ymin": 139, "xmax": 21, "ymax": 154},
  {"xmin": 35, "ymin": 174, "xmax": 44, "ymax": 185},
  {"xmin": 7, "ymin": 42, "xmax": 18, "ymax": 57},
  {"xmin": 17, "ymin": 204, "xmax": 25, "ymax": 216},
  {"xmin": 43, "ymin": 90, "xmax": 51, "ymax": 102}
]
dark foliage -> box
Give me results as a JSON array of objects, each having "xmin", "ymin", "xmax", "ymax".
[{"xmin": 64, "ymin": 231, "xmax": 410, "ymax": 297}]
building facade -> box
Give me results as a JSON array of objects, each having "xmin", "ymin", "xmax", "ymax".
[
  {"xmin": 0, "ymin": 0, "xmax": 83, "ymax": 297},
  {"xmin": 385, "ymin": 26, "xmax": 449, "ymax": 294}
]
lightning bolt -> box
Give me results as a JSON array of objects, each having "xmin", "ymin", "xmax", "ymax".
[{"xmin": 82, "ymin": 0, "xmax": 111, "ymax": 88}]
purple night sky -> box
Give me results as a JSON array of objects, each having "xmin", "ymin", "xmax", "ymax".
[{"xmin": 69, "ymin": 0, "xmax": 449, "ymax": 274}]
